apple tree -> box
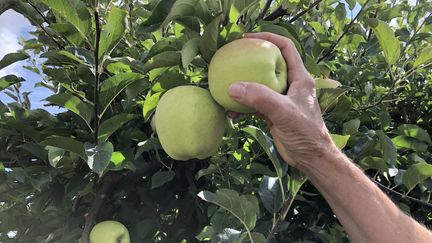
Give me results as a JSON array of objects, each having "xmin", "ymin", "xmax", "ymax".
[{"xmin": 0, "ymin": 0, "xmax": 431, "ymax": 242}]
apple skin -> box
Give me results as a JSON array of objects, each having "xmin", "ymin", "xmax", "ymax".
[
  {"xmin": 154, "ymin": 86, "xmax": 226, "ymax": 161},
  {"xmin": 315, "ymin": 78, "xmax": 342, "ymax": 89},
  {"xmin": 208, "ymin": 38, "xmax": 288, "ymax": 113},
  {"xmin": 89, "ymin": 221, "xmax": 130, "ymax": 243}
]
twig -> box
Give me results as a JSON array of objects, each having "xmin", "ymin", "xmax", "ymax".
[
  {"xmin": 93, "ymin": 0, "xmax": 101, "ymax": 145},
  {"xmin": 264, "ymin": 193, "xmax": 295, "ymax": 243},
  {"xmin": 289, "ymin": 0, "xmax": 323, "ymax": 23},
  {"xmin": 264, "ymin": 4, "xmax": 288, "ymax": 21},
  {"xmin": 256, "ymin": 0, "xmax": 274, "ymax": 22},
  {"xmin": 317, "ymin": 0, "xmax": 371, "ymax": 63},
  {"xmin": 401, "ymin": 12, "xmax": 432, "ymax": 54},
  {"xmin": 375, "ymin": 181, "xmax": 432, "ymax": 208},
  {"xmin": 24, "ymin": 0, "xmax": 64, "ymax": 49}
]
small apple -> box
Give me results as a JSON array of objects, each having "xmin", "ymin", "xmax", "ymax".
[
  {"xmin": 315, "ymin": 78, "xmax": 342, "ymax": 89},
  {"xmin": 208, "ymin": 38, "xmax": 288, "ymax": 113},
  {"xmin": 89, "ymin": 220, "xmax": 130, "ymax": 243},
  {"xmin": 154, "ymin": 86, "xmax": 226, "ymax": 160}
]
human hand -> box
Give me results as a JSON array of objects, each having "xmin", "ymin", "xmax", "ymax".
[{"xmin": 228, "ymin": 32, "xmax": 338, "ymax": 171}]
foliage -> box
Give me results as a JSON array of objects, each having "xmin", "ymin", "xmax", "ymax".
[{"xmin": 1, "ymin": 0, "xmax": 432, "ymax": 242}]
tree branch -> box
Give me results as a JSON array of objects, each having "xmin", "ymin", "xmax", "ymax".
[
  {"xmin": 317, "ymin": 0, "xmax": 371, "ymax": 63},
  {"xmin": 256, "ymin": 0, "xmax": 274, "ymax": 22},
  {"xmin": 93, "ymin": 0, "xmax": 101, "ymax": 145},
  {"xmin": 25, "ymin": 0, "xmax": 64, "ymax": 49},
  {"xmin": 264, "ymin": 192, "xmax": 296, "ymax": 243},
  {"xmin": 289, "ymin": 0, "xmax": 322, "ymax": 23},
  {"xmin": 375, "ymin": 181, "xmax": 432, "ymax": 208}
]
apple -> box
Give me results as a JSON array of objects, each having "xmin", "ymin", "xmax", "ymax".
[
  {"xmin": 208, "ymin": 38, "xmax": 288, "ymax": 113},
  {"xmin": 89, "ymin": 220, "xmax": 130, "ymax": 243},
  {"xmin": 315, "ymin": 78, "xmax": 342, "ymax": 89},
  {"xmin": 154, "ymin": 86, "xmax": 226, "ymax": 160}
]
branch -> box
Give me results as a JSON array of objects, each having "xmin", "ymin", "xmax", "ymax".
[
  {"xmin": 375, "ymin": 181, "xmax": 432, "ymax": 208},
  {"xmin": 25, "ymin": 0, "xmax": 64, "ymax": 49},
  {"xmin": 93, "ymin": 0, "xmax": 101, "ymax": 145},
  {"xmin": 256, "ymin": 0, "xmax": 274, "ymax": 22},
  {"xmin": 289, "ymin": 0, "xmax": 322, "ymax": 23},
  {"xmin": 401, "ymin": 12, "xmax": 432, "ymax": 54},
  {"xmin": 317, "ymin": 0, "xmax": 371, "ymax": 63},
  {"xmin": 264, "ymin": 193, "xmax": 295, "ymax": 243}
]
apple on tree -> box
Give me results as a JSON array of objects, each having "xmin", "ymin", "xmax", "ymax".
[
  {"xmin": 154, "ymin": 86, "xmax": 226, "ymax": 161},
  {"xmin": 208, "ymin": 38, "xmax": 288, "ymax": 113},
  {"xmin": 89, "ymin": 220, "xmax": 130, "ymax": 243}
]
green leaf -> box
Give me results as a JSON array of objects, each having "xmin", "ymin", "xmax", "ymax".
[
  {"xmin": 330, "ymin": 134, "xmax": 350, "ymax": 149},
  {"xmin": 243, "ymin": 126, "xmax": 284, "ymax": 179},
  {"xmin": 0, "ymin": 75, "xmax": 24, "ymax": 91},
  {"xmin": 0, "ymin": 52, "xmax": 29, "ymax": 70},
  {"xmin": 99, "ymin": 6, "xmax": 128, "ymax": 60},
  {"xmin": 135, "ymin": 137, "xmax": 161, "ymax": 159},
  {"xmin": 391, "ymin": 135, "xmax": 428, "ymax": 153},
  {"xmin": 5, "ymin": 119, "xmax": 41, "ymax": 142},
  {"xmin": 395, "ymin": 124, "xmax": 431, "ymax": 144},
  {"xmin": 376, "ymin": 130, "xmax": 397, "ymax": 166},
  {"xmin": 346, "ymin": 0, "xmax": 357, "ymax": 10},
  {"xmin": 366, "ymin": 18, "xmax": 400, "ymax": 65},
  {"xmin": 359, "ymin": 156, "xmax": 388, "ymax": 171},
  {"xmin": 46, "ymin": 146, "xmax": 66, "ymax": 168},
  {"xmin": 143, "ymin": 51, "xmax": 181, "ymax": 72},
  {"xmin": 0, "ymin": 162, "xmax": 4, "ymax": 172},
  {"xmin": 317, "ymin": 87, "xmax": 350, "ymax": 114},
  {"xmin": 181, "ymin": 37, "xmax": 200, "ymax": 68},
  {"xmin": 142, "ymin": 91, "xmax": 162, "ymax": 121},
  {"xmin": 402, "ymin": 163, "xmax": 432, "ymax": 192},
  {"xmin": 140, "ymin": 0, "xmax": 176, "ymax": 31},
  {"xmin": 151, "ymin": 170, "xmax": 175, "ymax": 189},
  {"xmin": 335, "ymin": 3, "xmax": 346, "ymax": 21},
  {"xmin": 84, "ymin": 142, "xmax": 114, "ymax": 176},
  {"xmin": 98, "ymin": 113, "xmax": 137, "ymax": 143},
  {"xmin": 37, "ymin": 0, "xmax": 91, "ymax": 40},
  {"xmin": 198, "ymin": 189, "xmax": 259, "ymax": 231},
  {"xmin": 413, "ymin": 46, "xmax": 432, "ymax": 67},
  {"xmin": 258, "ymin": 176, "xmax": 283, "ymax": 214},
  {"xmin": 342, "ymin": 118, "xmax": 360, "ymax": 135},
  {"xmin": 199, "ymin": 15, "xmax": 222, "ymax": 62},
  {"xmin": 41, "ymin": 137, "xmax": 86, "ymax": 159},
  {"xmin": 45, "ymin": 93, "xmax": 92, "ymax": 129},
  {"xmin": 161, "ymin": 0, "xmax": 198, "ymax": 27},
  {"xmin": 99, "ymin": 72, "xmax": 145, "ymax": 116}
]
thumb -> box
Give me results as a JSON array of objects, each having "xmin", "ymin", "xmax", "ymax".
[{"xmin": 228, "ymin": 82, "xmax": 283, "ymax": 117}]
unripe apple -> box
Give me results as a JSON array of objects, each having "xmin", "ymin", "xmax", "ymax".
[
  {"xmin": 154, "ymin": 86, "xmax": 226, "ymax": 160},
  {"xmin": 89, "ymin": 220, "xmax": 130, "ymax": 243},
  {"xmin": 208, "ymin": 38, "xmax": 288, "ymax": 113}
]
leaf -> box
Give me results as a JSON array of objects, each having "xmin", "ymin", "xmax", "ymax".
[
  {"xmin": 0, "ymin": 75, "xmax": 24, "ymax": 91},
  {"xmin": 181, "ymin": 38, "xmax": 200, "ymax": 68},
  {"xmin": 142, "ymin": 91, "xmax": 162, "ymax": 121},
  {"xmin": 98, "ymin": 113, "xmax": 137, "ymax": 143},
  {"xmin": 140, "ymin": 0, "xmax": 176, "ymax": 31},
  {"xmin": 37, "ymin": 0, "xmax": 91, "ymax": 40},
  {"xmin": 402, "ymin": 163, "xmax": 432, "ymax": 192},
  {"xmin": 343, "ymin": 118, "xmax": 360, "ymax": 135},
  {"xmin": 41, "ymin": 137, "xmax": 86, "ymax": 159},
  {"xmin": 5, "ymin": 119, "xmax": 41, "ymax": 142},
  {"xmin": 243, "ymin": 126, "xmax": 285, "ymax": 179},
  {"xmin": 0, "ymin": 162, "xmax": 4, "ymax": 172},
  {"xmin": 84, "ymin": 142, "xmax": 114, "ymax": 176},
  {"xmin": 258, "ymin": 176, "xmax": 283, "ymax": 214},
  {"xmin": 46, "ymin": 146, "xmax": 66, "ymax": 168},
  {"xmin": 330, "ymin": 134, "xmax": 350, "ymax": 149},
  {"xmin": 99, "ymin": 72, "xmax": 145, "ymax": 116},
  {"xmin": 335, "ymin": 3, "xmax": 346, "ymax": 21},
  {"xmin": 45, "ymin": 93, "xmax": 92, "ymax": 128},
  {"xmin": 391, "ymin": 135, "xmax": 428, "ymax": 153},
  {"xmin": 99, "ymin": 6, "xmax": 128, "ymax": 60},
  {"xmin": 151, "ymin": 170, "xmax": 175, "ymax": 189},
  {"xmin": 161, "ymin": 0, "xmax": 198, "ymax": 27},
  {"xmin": 317, "ymin": 87, "xmax": 350, "ymax": 114},
  {"xmin": 199, "ymin": 15, "xmax": 222, "ymax": 62},
  {"xmin": 0, "ymin": 52, "xmax": 29, "ymax": 70},
  {"xmin": 366, "ymin": 18, "xmax": 400, "ymax": 65},
  {"xmin": 395, "ymin": 124, "xmax": 431, "ymax": 144},
  {"xmin": 413, "ymin": 46, "xmax": 432, "ymax": 67},
  {"xmin": 135, "ymin": 137, "xmax": 161, "ymax": 159},
  {"xmin": 198, "ymin": 189, "xmax": 259, "ymax": 231},
  {"xmin": 376, "ymin": 130, "xmax": 397, "ymax": 166},
  {"xmin": 359, "ymin": 156, "xmax": 388, "ymax": 171}
]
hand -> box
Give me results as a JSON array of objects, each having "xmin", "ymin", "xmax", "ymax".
[{"xmin": 228, "ymin": 32, "xmax": 337, "ymax": 171}]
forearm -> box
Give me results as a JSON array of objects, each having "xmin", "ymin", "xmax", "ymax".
[{"xmin": 302, "ymin": 144, "xmax": 432, "ymax": 243}]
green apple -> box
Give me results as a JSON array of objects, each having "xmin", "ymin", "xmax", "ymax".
[
  {"xmin": 315, "ymin": 78, "xmax": 342, "ymax": 89},
  {"xmin": 89, "ymin": 221, "xmax": 130, "ymax": 243},
  {"xmin": 208, "ymin": 38, "xmax": 288, "ymax": 113},
  {"xmin": 154, "ymin": 86, "xmax": 226, "ymax": 161}
]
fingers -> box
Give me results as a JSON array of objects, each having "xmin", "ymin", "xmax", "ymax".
[
  {"xmin": 228, "ymin": 82, "xmax": 284, "ymax": 119},
  {"xmin": 244, "ymin": 32, "xmax": 306, "ymax": 76}
]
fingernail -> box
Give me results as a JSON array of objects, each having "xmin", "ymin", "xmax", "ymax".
[{"xmin": 229, "ymin": 83, "xmax": 246, "ymax": 100}]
